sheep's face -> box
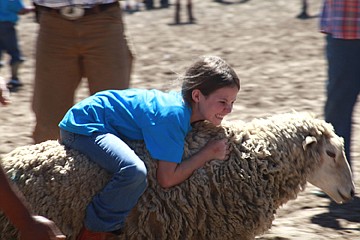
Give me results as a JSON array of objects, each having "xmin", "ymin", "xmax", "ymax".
[{"xmin": 306, "ymin": 135, "xmax": 355, "ymax": 204}]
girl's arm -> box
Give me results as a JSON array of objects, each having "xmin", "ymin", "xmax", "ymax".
[
  {"xmin": 0, "ymin": 165, "xmax": 65, "ymax": 240},
  {"xmin": 157, "ymin": 139, "xmax": 229, "ymax": 188}
]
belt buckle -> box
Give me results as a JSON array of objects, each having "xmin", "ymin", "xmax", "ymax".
[{"xmin": 60, "ymin": 6, "xmax": 84, "ymax": 20}]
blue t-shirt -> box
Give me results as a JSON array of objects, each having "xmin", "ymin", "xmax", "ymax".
[
  {"xmin": 59, "ymin": 89, "xmax": 192, "ymax": 163},
  {"xmin": 0, "ymin": 0, "xmax": 24, "ymax": 23}
]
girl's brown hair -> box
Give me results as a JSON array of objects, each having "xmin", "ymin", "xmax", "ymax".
[{"xmin": 181, "ymin": 55, "xmax": 240, "ymax": 105}]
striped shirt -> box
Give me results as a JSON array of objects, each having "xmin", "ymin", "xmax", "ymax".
[
  {"xmin": 33, "ymin": 0, "xmax": 117, "ymax": 8},
  {"xmin": 320, "ymin": 0, "xmax": 360, "ymax": 39}
]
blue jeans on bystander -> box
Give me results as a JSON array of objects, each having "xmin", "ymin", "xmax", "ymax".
[
  {"xmin": 325, "ymin": 34, "xmax": 360, "ymax": 167},
  {"xmin": 0, "ymin": 21, "xmax": 24, "ymax": 65}
]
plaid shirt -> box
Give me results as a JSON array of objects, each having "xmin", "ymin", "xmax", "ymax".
[{"xmin": 320, "ymin": 0, "xmax": 360, "ymax": 39}]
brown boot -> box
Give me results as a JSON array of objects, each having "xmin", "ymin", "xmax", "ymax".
[{"xmin": 77, "ymin": 226, "xmax": 119, "ymax": 240}]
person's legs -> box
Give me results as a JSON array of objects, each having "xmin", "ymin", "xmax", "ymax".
[
  {"xmin": 0, "ymin": 51, "xmax": 3, "ymax": 68},
  {"xmin": 175, "ymin": 0, "xmax": 180, "ymax": 24},
  {"xmin": 0, "ymin": 22, "xmax": 24, "ymax": 91},
  {"xmin": 0, "ymin": 29, "xmax": 4, "ymax": 69},
  {"xmin": 0, "ymin": 23, "xmax": 9, "ymax": 69},
  {"xmin": 7, "ymin": 61, "xmax": 23, "ymax": 91},
  {"xmin": 32, "ymin": 12, "xmax": 82, "ymax": 143},
  {"xmin": 186, "ymin": 0, "xmax": 195, "ymax": 23},
  {"xmin": 325, "ymin": 35, "xmax": 360, "ymax": 166},
  {"xmin": 60, "ymin": 130, "xmax": 147, "ymax": 232},
  {"xmin": 0, "ymin": 22, "xmax": 24, "ymax": 66},
  {"xmin": 160, "ymin": 0, "xmax": 169, "ymax": 8},
  {"xmin": 81, "ymin": 5, "xmax": 133, "ymax": 94},
  {"xmin": 144, "ymin": 0, "xmax": 154, "ymax": 9}
]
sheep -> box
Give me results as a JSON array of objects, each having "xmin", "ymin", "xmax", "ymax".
[{"xmin": 0, "ymin": 112, "xmax": 355, "ymax": 240}]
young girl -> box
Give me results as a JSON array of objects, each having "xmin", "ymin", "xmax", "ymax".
[{"xmin": 58, "ymin": 55, "xmax": 240, "ymax": 240}]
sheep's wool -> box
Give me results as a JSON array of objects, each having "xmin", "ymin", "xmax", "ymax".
[{"xmin": 0, "ymin": 112, "xmax": 337, "ymax": 240}]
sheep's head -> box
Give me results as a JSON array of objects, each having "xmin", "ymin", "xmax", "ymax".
[{"xmin": 305, "ymin": 134, "xmax": 355, "ymax": 204}]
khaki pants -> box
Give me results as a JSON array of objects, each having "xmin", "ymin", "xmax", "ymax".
[{"xmin": 32, "ymin": 5, "xmax": 133, "ymax": 143}]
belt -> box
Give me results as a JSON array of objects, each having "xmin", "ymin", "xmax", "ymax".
[{"xmin": 37, "ymin": 2, "xmax": 119, "ymax": 18}]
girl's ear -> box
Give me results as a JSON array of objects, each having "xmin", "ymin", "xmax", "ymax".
[{"xmin": 192, "ymin": 89, "xmax": 201, "ymax": 103}]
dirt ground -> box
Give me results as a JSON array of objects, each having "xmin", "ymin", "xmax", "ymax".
[{"xmin": 0, "ymin": 0, "xmax": 359, "ymax": 239}]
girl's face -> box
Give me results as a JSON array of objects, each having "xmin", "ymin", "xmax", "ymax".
[{"xmin": 191, "ymin": 86, "xmax": 239, "ymax": 126}]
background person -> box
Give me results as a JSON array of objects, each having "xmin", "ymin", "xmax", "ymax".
[
  {"xmin": 0, "ymin": 0, "xmax": 33, "ymax": 92},
  {"xmin": 32, "ymin": 0, "xmax": 133, "ymax": 143},
  {"xmin": 320, "ymin": 0, "xmax": 360, "ymax": 168}
]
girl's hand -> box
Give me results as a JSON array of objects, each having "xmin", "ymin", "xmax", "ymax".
[
  {"xmin": 203, "ymin": 139, "xmax": 229, "ymax": 161},
  {"xmin": 156, "ymin": 138, "xmax": 230, "ymax": 188},
  {"xmin": 20, "ymin": 216, "xmax": 66, "ymax": 240}
]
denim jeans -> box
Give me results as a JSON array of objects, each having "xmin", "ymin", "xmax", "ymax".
[
  {"xmin": 0, "ymin": 21, "xmax": 24, "ymax": 65},
  {"xmin": 325, "ymin": 34, "xmax": 360, "ymax": 166},
  {"xmin": 60, "ymin": 129, "xmax": 147, "ymax": 232}
]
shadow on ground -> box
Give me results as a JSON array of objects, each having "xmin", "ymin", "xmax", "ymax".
[{"xmin": 311, "ymin": 196, "xmax": 360, "ymax": 231}]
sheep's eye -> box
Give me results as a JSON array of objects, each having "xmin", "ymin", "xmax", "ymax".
[{"xmin": 326, "ymin": 150, "xmax": 336, "ymax": 158}]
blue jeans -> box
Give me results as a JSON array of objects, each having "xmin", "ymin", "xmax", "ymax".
[
  {"xmin": 0, "ymin": 21, "xmax": 24, "ymax": 65},
  {"xmin": 60, "ymin": 129, "xmax": 147, "ymax": 232},
  {"xmin": 325, "ymin": 34, "xmax": 360, "ymax": 167}
]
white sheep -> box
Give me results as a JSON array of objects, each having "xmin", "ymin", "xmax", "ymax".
[{"xmin": 0, "ymin": 112, "xmax": 355, "ymax": 240}]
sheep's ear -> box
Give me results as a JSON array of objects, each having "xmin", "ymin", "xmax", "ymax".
[{"xmin": 303, "ymin": 136, "xmax": 317, "ymax": 150}]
